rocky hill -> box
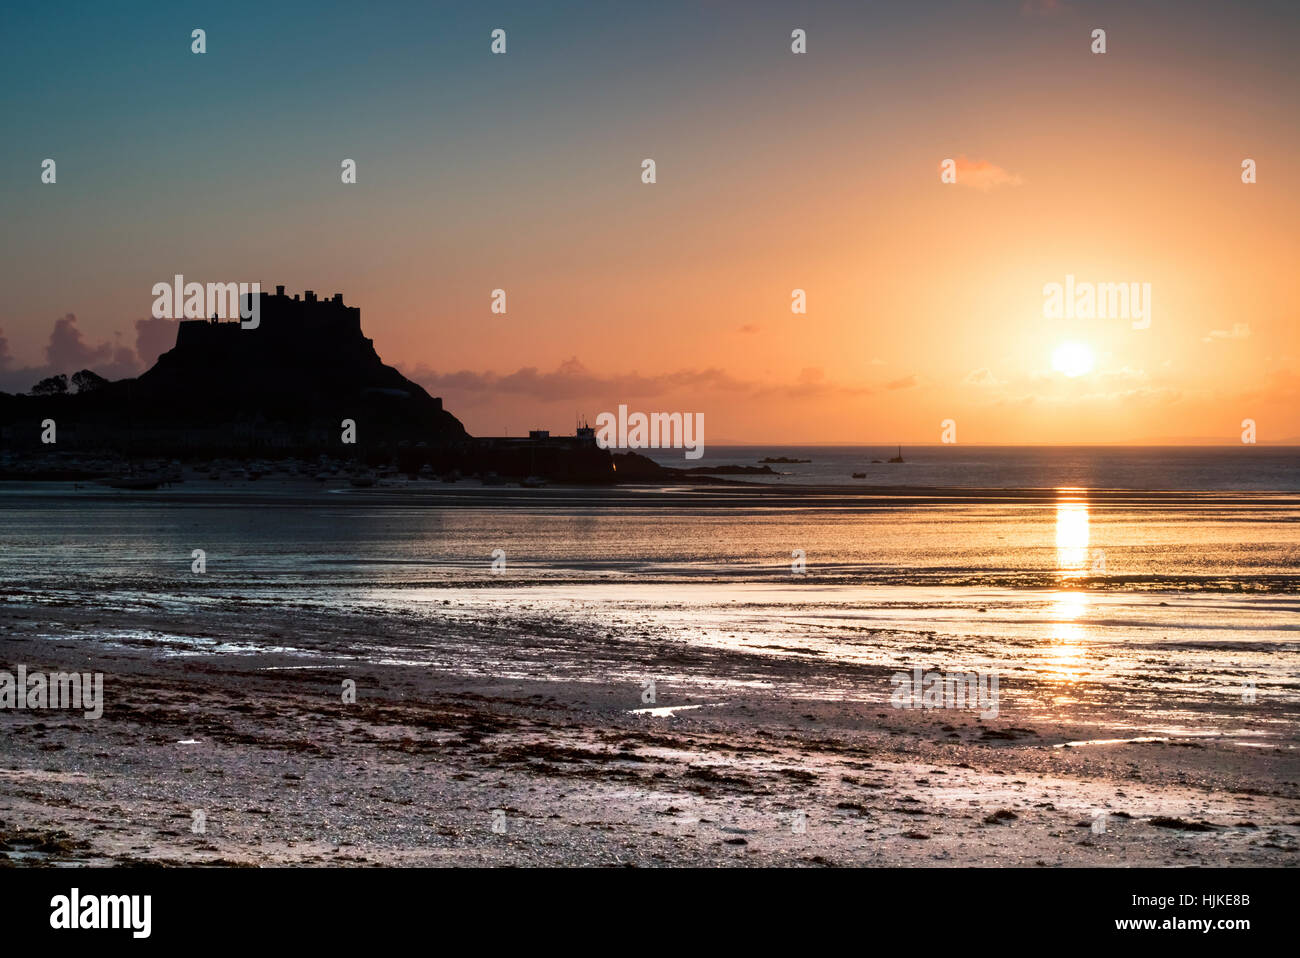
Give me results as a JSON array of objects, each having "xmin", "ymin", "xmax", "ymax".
[{"xmin": 0, "ymin": 286, "xmax": 468, "ymax": 456}]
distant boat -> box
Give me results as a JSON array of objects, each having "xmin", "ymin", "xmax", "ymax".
[
  {"xmin": 520, "ymin": 475, "xmax": 546, "ymax": 488},
  {"xmin": 851, "ymin": 471, "xmax": 867, "ymax": 479},
  {"xmin": 888, "ymin": 446, "xmax": 905, "ymax": 463}
]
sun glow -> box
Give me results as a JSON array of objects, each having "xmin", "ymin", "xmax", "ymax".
[{"xmin": 1051, "ymin": 341, "xmax": 1096, "ymax": 378}]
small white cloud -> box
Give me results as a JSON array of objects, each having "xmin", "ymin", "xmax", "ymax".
[
  {"xmin": 1202, "ymin": 323, "xmax": 1250, "ymax": 343},
  {"xmin": 944, "ymin": 155, "xmax": 1024, "ymax": 192}
]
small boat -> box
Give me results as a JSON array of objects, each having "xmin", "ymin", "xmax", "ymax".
[
  {"xmin": 851, "ymin": 472, "xmax": 867, "ymax": 479},
  {"xmin": 520, "ymin": 475, "xmax": 547, "ymax": 488},
  {"xmin": 887, "ymin": 446, "xmax": 905, "ymax": 463}
]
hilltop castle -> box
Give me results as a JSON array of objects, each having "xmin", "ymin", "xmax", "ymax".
[
  {"xmin": 0, "ymin": 283, "xmax": 646, "ymax": 481},
  {"xmin": 176, "ymin": 285, "xmax": 365, "ymax": 350}
]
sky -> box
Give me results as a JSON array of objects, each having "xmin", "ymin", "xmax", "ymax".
[{"xmin": 1, "ymin": 0, "xmax": 1297, "ymax": 443}]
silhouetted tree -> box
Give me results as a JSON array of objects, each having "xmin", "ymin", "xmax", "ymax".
[
  {"xmin": 31, "ymin": 374, "xmax": 68, "ymax": 396},
  {"xmin": 71, "ymin": 369, "xmax": 109, "ymax": 393}
]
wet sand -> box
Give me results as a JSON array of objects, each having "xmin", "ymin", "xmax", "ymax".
[{"xmin": 2, "ymin": 590, "xmax": 1297, "ymax": 867}]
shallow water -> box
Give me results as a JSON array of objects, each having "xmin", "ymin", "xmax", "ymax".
[
  {"xmin": 2, "ymin": 481, "xmax": 1298, "ymax": 591},
  {"xmin": 2, "ymin": 480, "xmax": 1296, "ymax": 742}
]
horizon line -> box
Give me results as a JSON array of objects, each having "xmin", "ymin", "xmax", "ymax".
[{"xmin": 661, "ymin": 441, "xmax": 1300, "ymax": 448}]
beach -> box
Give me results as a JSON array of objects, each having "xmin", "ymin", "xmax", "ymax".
[{"xmin": 1, "ymin": 476, "xmax": 1297, "ymax": 866}]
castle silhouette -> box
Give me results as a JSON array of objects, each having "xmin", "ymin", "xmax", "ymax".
[
  {"xmin": 179, "ymin": 285, "xmax": 367, "ymax": 352},
  {"xmin": 0, "ymin": 286, "xmax": 648, "ymax": 483}
]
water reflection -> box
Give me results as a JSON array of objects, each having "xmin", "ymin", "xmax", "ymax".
[
  {"xmin": 1045, "ymin": 590, "xmax": 1089, "ymax": 681},
  {"xmin": 1055, "ymin": 496, "xmax": 1090, "ymax": 572},
  {"xmin": 1048, "ymin": 495, "xmax": 1093, "ymax": 680}
]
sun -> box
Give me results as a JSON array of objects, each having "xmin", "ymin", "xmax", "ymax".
[{"xmin": 1051, "ymin": 341, "xmax": 1095, "ymax": 378}]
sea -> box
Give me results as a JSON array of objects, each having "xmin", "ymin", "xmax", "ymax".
[
  {"xmin": 643, "ymin": 444, "xmax": 1300, "ymax": 492},
  {"xmin": 1, "ymin": 445, "xmax": 1297, "ymax": 737}
]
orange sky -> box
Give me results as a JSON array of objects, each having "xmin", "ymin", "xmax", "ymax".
[{"xmin": 3, "ymin": 1, "xmax": 1297, "ymax": 442}]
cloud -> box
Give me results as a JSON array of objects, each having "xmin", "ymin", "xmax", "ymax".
[
  {"xmin": 963, "ymin": 367, "xmax": 1002, "ymax": 386},
  {"xmin": 1097, "ymin": 366, "xmax": 1148, "ymax": 384},
  {"xmin": 737, "ymin": 324, "xmax": 760, "ymax": 334},
  {"xmin": 963, "ymin": 365, "xmax": 1176, "ymax": 409},
  {"xmin": 992, "ymin": 386, "xmax": 1183, "ymax": 407},
  {"xmin": 948, "ymin": 155, "xmax": 1024, "ymax": 191},
  {"xmin": 1202, "ymin": 323, "xmax": 1250, "ymax": 343},
  {"xmin": 402, "ymin": 357, "xmax": 880, "ymax": 407},
  {"xmin": 405, "ymin": 357, "xmax": 749, "ymax": 403},
  {"xmin": 1078, "ymin": 386, "xmax": 1183, "ymax": 405},
  {"xmin": 0, "ymin": 313, "xmax": 145, "ymax": 393},
  {"xmin": 885, "ymin": 373, "xmax": 918, "ymax": 390},
  {"xmin": 45, "ymin": 314, "xmax": 128, "ymax": 373}
]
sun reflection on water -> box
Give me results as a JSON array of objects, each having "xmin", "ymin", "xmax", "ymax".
[
  {"xmin": 1049, "ymin": 494, "xmax": 1093, "ymax": 682},
  {"xmin": 1055, "ymin": 496, "xmax": 1091, "ymax": 573},
  {"xmin": 1045, "ymin": 590, "xmax": 1090, "ymax": 682}
]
